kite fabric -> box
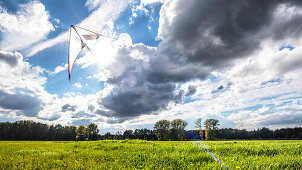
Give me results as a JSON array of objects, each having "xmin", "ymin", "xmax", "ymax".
[{"xmin": 68, "ymin": 25, "xmax": 105, "ymax": 80}]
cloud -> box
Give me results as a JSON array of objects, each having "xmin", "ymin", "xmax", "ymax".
[
  {"xmin": 85, "ymin": 0, "xmax": 102, "ymax": 11},
  {"xmin": 0, "ymin": 1, "xmax": 54, "ymax": 51},
  {"xmin": 0, "ymin": 50, "xmax": 48, "ymax": 92},
  {"xmin": 72, "ymin": 111, "xmax": 95, "ymax": 118},
  {"xmin": 141, "ymin": 0, "xmax": 165, "ymax": 5},
  {"xmin": 154, "ymin": 0, "xmax": 302, "ymax": 82},
  {"xmin": 61, "ymin": 104, "xmax": 77, "ymax": 112},
  {"xmin": 49, "ymin": 63, "xmax": 67, "ymax": 76},
  {"xmin": 227, "ymin": 103, "xmax": 302, "ymax": 129},
  {"xmin": 217, "ymin": 85, "xmax": 224, "ymax": 90},
  {"xmin": 185, "ymin": 85, "xmax": 196, "ymax": 96},
  {"xmin": 0, "ymin": 50, "xmax": 60, "ymax": 120},
  {"xmin": 99, "ymin": 83, "xmax": 176, "ymax": 119},
  {"xmin": 88, "ymin": 104, "xmax": 95, "ymax": 112},
  {"xmin": 74, "ymin": 83, "xmax": 82, "ymax": 89},
  {"xmin": 38, "ymin": 113, "xmax": 60, "ymax": 121},
  {"xmin": 90, "ymin": 34, "xmax": 179, "ymax": 121},
  {"xmin": 0, "ymin": 51, "xmax": 21, "ymax": 67},
  {"xmin": 0, "ymin": 90, "xmax": 44, "ymax": 117},
  {"xmin": 72, "ymin": 119, "xmax": 93, "ymax": 126}
]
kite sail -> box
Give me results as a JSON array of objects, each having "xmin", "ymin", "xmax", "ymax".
[{"xmin": 68, "ymin": 25, "xmax": 106, "ymax": 80}]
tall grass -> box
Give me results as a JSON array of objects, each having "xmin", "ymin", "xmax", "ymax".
[{"xmin": 0, "ymin": 140, "xmax": 301, "ymax": 169}]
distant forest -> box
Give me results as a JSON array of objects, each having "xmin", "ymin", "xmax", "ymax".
[{"xmin": 0, "ymin": 120, "xmax": 301, "ymax": 141}]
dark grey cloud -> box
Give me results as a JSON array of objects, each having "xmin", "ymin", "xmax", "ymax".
[
  {"xmin": 95, "ymin": 43, "xmax": 181, "ymax": 122},
  {"xmin": 105, "ymin": 117, "xmax": 129, "ymax": 124},
  {"xmin": 146, "ymin": 51, "xmax": 211, "ymax": 83},
  {"xmin": 0, "ymin": 51, "xmax": 20, "ymax": 67},
  {"xmin": 0, "ymin": 90, "xmax": 43, "ymax": 117},
  {"xmin": 39, "ymin": 113, "xmax": 60, "ymax": 121},
  {"xmin": 99, "ymin": 83, "xmax": 176, "ymax": 119},
  {"xmin": 174, "ymin": 89, "xmax": 184, "ymax": 103},
  {"xmin": 262, "ymin": 110, "xmax": 302, "ymax": 127},
  {"xmin": 217, "ymin": 85, "xmax": 224, "ymax": 90},
  {"xmin": 154, "ymin": 0, "xmax": 302, "ymax": 81},
  {"xmin": 61, "ymin": 104, "xmax": 77, "ymax": 112},
  {"xmin": 87, "ymin": 104, "xmax": 95, "ymax": 112},
  {"xmin": 186, "ymin": 86, "xmax": 197, "ymax": 96}
]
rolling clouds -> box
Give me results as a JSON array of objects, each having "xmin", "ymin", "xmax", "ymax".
[
  {"xmin": 0, "ymin": 0, "xmax": 302, "ymax": 130},
  {"xmin": 92, "ymin": 0, "xmax": 302, "ymax": 124}
]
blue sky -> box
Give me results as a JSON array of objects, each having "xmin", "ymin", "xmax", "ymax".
[{"xmin": 1, "ymin": 0, "xmax": 302, "ymax": 134}]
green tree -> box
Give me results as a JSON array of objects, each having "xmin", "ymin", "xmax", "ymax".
[
  {"xmin": 204, "ymin": 119, "xmax": 219, "ymax": 140},
  {"xmin": 87, "ymin": 123, "xmax": 99, "ymax": 141},
  {"xmin": 76, "ymin": 125, "xmax": 87, "ymax": 141},
  {"xmin": 171, "ymin": 119, "xmax": 188, "ymax": 140},
  {"xmin": 154, "ymin": 120, "xmax": 171, "ymax": 140},
  {"xmin": 104, "ymin": 132, "xmax": 113, "ymax": 139},
  {"xmin": 123, "ymin": 130, "xmax": 133, "ymax": 139},
  {"xmin": 195, "ymin": 118, "xmax": 204, "ymax": 139}
]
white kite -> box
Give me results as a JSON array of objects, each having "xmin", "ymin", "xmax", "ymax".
[{"xmin": 68, "ymin": 25, "xmax": 106, "ymax": 80}]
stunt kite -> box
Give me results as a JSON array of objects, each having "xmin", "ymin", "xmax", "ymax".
[{"xmin": 68, "ymin": 25, "xmax": 106, "ymax": 80}]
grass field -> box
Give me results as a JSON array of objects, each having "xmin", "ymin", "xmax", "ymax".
[{"xmin": 0, "ymin": 140, "xmax": 301, "ymax": 169}]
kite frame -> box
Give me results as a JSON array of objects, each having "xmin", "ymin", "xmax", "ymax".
[{"xmin": 68, "ymin": 25, "xmax": 106, "ymax": 80}]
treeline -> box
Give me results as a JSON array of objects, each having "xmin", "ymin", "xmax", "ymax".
[
  {"xmin": 1, "ymin": 119, "xmax": 302, "ymax": 141},
  {"xmin": 100, "ymin": 129, "xmax": 157, "ymax": 140},
  {"xmin": 0, "ymin": 120, "xmax": 77, "ymax": 141},
  {"xmin": 0, "ymin": 120, "xmax": 157, "ymax": 141},
  {"xmin": 185, "ymin": 127, "xmax": 302, "ymax": 140},
  {"xmin": 149, "ymin": 118, "xmax": 302, "ymax": 140},
  {"xmin": 0, "ymin": 120, "xmax": 101, "ymax": 141}
]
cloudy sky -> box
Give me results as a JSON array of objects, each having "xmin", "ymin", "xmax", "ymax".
[{"xmin": 1, "ymin": 0, "xmax": 302, "ymax": 133}]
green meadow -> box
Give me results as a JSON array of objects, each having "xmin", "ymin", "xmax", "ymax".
[{"xmin": 0, "ymin": 140, "xmax": 301, "ymax": 169}]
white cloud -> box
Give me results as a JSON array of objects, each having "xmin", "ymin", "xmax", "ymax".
[
  {"xmin": 74, "ymin": 83, "xmax": 82, "ymax": 88},
  {"xmin": 0, "ymin": 1, "xmax": 54, "ymax": 51},
  {"xmin": 0, "ymin": 50, "xmax": 105, "ymax": 124},
  {"xmin": 85, "ymin": 0, "xmax": 102, "ymax": 11},
  {"xmin": 49, "ymin": 63, "xmax": 68, "ymax": 76},
  {"xmin": 0, "ymin": 50, "xmax": 52, "ymax": 118},
  {"xmin": 141, "ymin": 0, "xmax": 165, "ymax": 5}
]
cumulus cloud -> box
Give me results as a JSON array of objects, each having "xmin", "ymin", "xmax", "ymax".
[
  {"xmin": 0, "ymin": 50, "xmax": 57, "ymax": 120},
  {"xmin": 87, "ymin": 34, "xmax": 180, "ymax": 122},
  {"xmin": 49, "ymin": 64, "xmax": 68, "ymax": 76},
  {"xmin": 227, "ymin": 103, "xmax": 302, "ymax": 129},
  {"xmin": 0, "ymin": 90, "xmax": 44, "ymax": 117},
  {"xmin": 61, "ymin": 104, "xmax": 77, "ymax": 112},
  {"xmin": 185, "ymin": 85, "xmax": 196, "ymax": 96},
  {"xmin": 0, "ymin": 1, "xmax": 54, "ymax": 51},
  {"xmin": 38, "ymin": 113, "xmax": 60, "ymax": 121},
  {"xmin": 154, "ymin": 0, "xmax": 302, "ymax": 81},
  {"xmin": 0, "ymin": 51, "xmax": 21, "ymax": 67}
]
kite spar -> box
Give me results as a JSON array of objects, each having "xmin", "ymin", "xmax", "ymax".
[{"xmin": 68, "ymin": 25, "xmax": 107, "ymax": 80}]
